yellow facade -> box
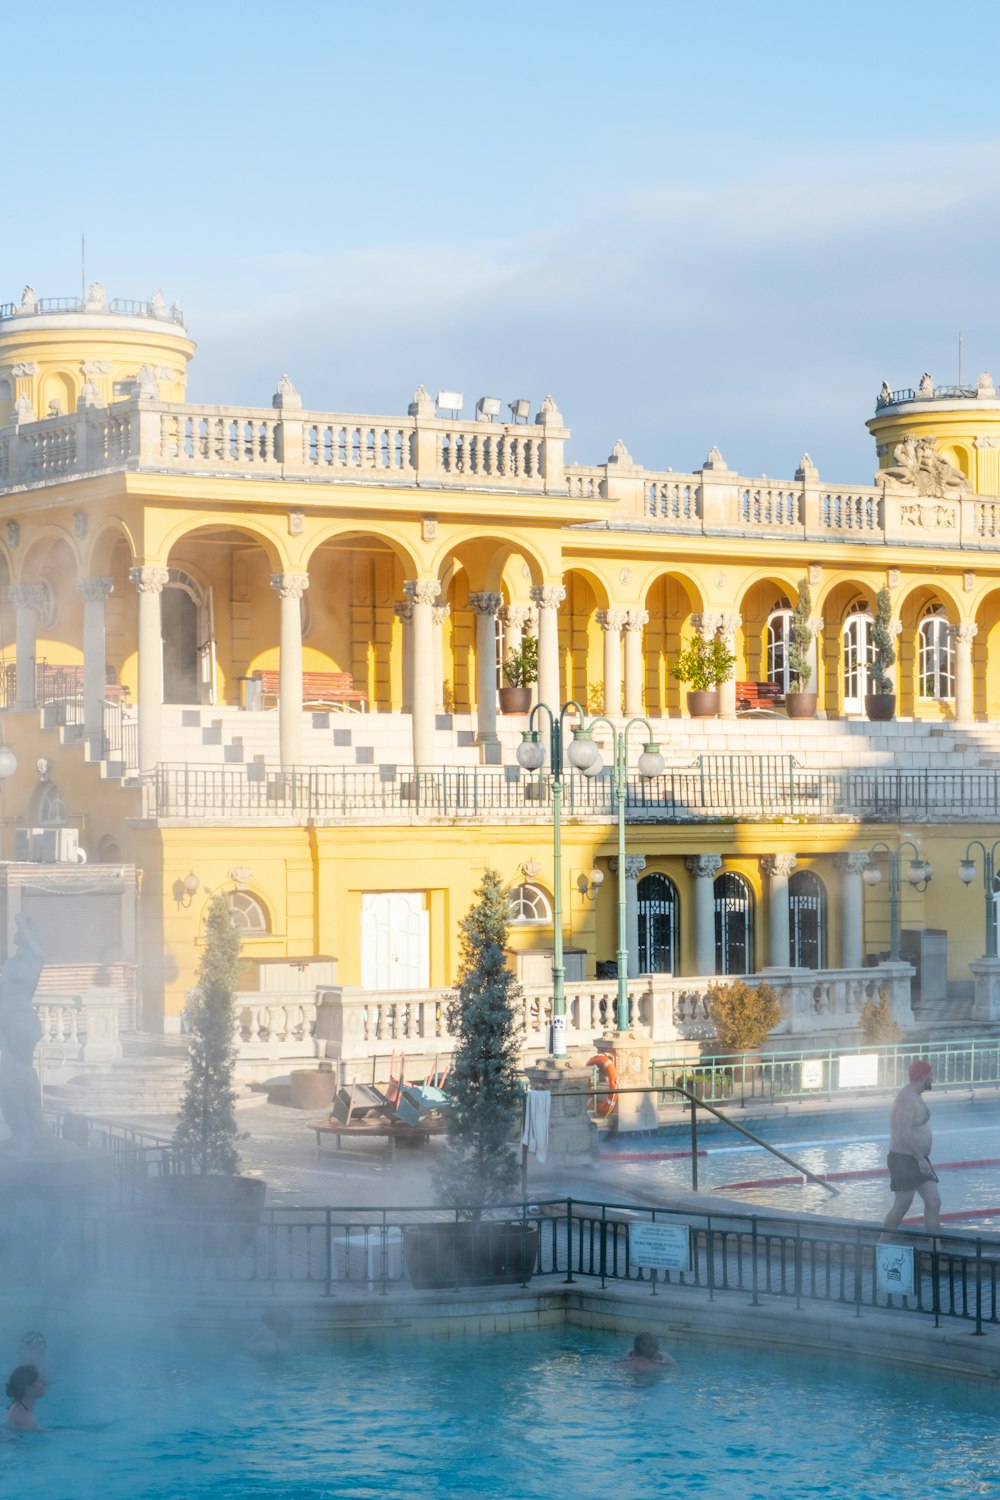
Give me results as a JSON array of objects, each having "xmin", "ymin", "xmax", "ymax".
[{"xmin": 1, "ymin": 295, "xmax": 999, "ymax": 1029}]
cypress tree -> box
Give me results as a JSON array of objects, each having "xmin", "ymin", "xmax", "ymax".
[{"xmin": 173, "ymin": 893, "xmax": 242, "ymax": 1174}]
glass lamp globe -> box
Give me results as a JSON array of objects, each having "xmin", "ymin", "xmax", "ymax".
[
  {"xmin": 567, "ymin": 729, "xmax": 600, "ymax": 771},
  {"xmin": 637, "ymin": 743, "xmax": 665, "ymax": 779},
  {"xmin": 581, "ymin": 753, "xmax": 604, "ymax": 778},
  {"xmin": 862, "ymin": 864, "xmax": 882, "ymax": 887},
  {"xmin": 959, "ymin": 859, "xmax": 977, "ymax": 885},
  {"xmin": 0, "ymin": 743, "xmax": 16, "ymax": 782},
  {"xmin": 516, "ymin": 732, "xmax": 546, "ymax": 772}
]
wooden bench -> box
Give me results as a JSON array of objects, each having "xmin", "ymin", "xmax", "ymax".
[
  {"xmin": 736, "ymin": 681, "xmax": 785, "ymax": 713},
  {"xmin": 250, "ymin": 669, "xmax": 367, "ymax": 713},
  {"xmin": 24, "ymin": 663, "xmax": 129, "ymax": 704},
  {"xmin": 309, "ymin": 1115, "xmax": 446, "ymax": 1161}
]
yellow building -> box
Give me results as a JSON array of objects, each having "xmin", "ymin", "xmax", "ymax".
[{"xmin": 2, "ymin": 285, "xmax": 1000, "ymax": 1052}]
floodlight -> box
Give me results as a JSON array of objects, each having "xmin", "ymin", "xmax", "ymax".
[
  {"xmin": 436, "ymin": 391, "xmax": 463, "ymax": 413},
  {"xmin": 476, "ymin": 396, "xmax": 502, "ymax": 420},
  {"xmin": 508, "ymin": 399, "xmax": 531, "ymax": 423}
]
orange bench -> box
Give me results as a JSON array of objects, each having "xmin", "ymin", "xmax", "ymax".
[
  {"xmin": 251, "ymin": 668, "xmax": 367, "ymax": 712},
  {"xmin": 23, "ymin": 663, "xmax": 128, "ymax": 703},
  {"xmin": 736, "ymin": 681, "xmax": 785, "ymax": 712}
]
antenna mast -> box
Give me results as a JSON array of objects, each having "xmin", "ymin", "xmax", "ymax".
[
  {"xmin": 959, "ymin": 330, "xmax": 963, "ymax": 388},
  {"xmin": 81, "ymin": 234, "xmax": 86, "ymax": 302}
]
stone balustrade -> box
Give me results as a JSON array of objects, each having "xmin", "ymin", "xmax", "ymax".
[{"xmin": 35, "ymin": 987, "xmax": 124, "ymax": 1063}]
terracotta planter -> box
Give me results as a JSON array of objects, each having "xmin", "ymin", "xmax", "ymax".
[
  {"xmin": 686, "ymin": 689, "xmax": 720, "ymax": 718},
  {"xmin": 498, "ymin": 686, "xmax": 532, "ymax": 714},
  {"xmin": 403, "ymin": 1220, "xmax": 538, "ymax": 1288},
  {"xmin": 864, "ymin": 693, "xmax": 896, "ymax": 722},
  {"xmin": 784, "ymin": 691, "xmax": 817, "ymax": 720}
]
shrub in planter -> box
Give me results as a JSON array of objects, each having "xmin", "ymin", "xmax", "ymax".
[
  {"xmin": 866, "ymin": 586, "xmax": 896, "ymax": 720},
  {"xmin": 706, "ymin": 978, "xmax": 781, "ymax": 1053},
  {"xmin": 499, "ymin": 635, "xmax": 538, "ymax": 713},
  {"xmin": 785, "ymin": 576, "xmax": 817, "ymax": 717},
  {"xmin": 671, "ymin": 635, "xmax": 736, "ymax": 693}
]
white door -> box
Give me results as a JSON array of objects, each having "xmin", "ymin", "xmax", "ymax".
[
  {"xmin": 842, "ymin": 613, "xmax": 873, "ymax": 714},
  {"xmin": 361, "ymin": 893, "xmax": 429, "ymax": 990}
]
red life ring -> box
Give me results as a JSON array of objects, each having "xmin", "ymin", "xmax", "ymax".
[{"xmin": 586, "ymin": 1053, "xmax": 618, "ymax": 1116}]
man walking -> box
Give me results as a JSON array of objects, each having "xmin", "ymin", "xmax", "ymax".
[{"xmin": 881, "ymin": 1059, "xmax": 940, "ymax": 1236}]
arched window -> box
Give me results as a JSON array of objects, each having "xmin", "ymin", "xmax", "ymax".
[
  {"xmin": 918, "ymin": 606, "xmax": 954, "ymax": 700},
  {"xmin": 766, "ymin": 599, "xmax": 792, "ymax": 692},
  {"xmin": 842, "ymin": 601, "xmax": 874, "ymax": 714},
  {"xmin": 508, "ymin": 883, "xmax": 552, "ymax": 925},
  {"xmin": 637, "ymin": 873, "xmax": 679, "ymax": 975},
  {"xmin": 225, "ymin": 890, "xmax": 269, "ymax": 933},
  {"xmin": 30, "ymin": 780, "xmax": 65, "ymax": 826},
  {"xmin": 714, "ymin": 872, "xmax": 755, "ymax": 976},
  {"xmin": 789, "ymin": 869, "xmax": 826, "ymax": 970}
]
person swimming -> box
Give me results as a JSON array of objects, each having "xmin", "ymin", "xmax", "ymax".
[
  {"xmin": 5, "ymin": 1364, "xmax": 46, "ymax": 1431},
  {"xmin": 618, "ymin": 1332, "xmax": 676, "ymax": 1372},
  {"xmin": 246, "ymin": 1307, "xmax": 295, "ymax": 1357}
]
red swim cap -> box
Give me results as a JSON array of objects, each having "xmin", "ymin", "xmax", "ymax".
[{"xmin": 909, "ymin": 1059, "xmax": 933, "ymax": 1082}]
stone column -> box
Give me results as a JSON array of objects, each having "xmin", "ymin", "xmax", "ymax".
[
  {"xmin": 950, "ymin": 622, "xmax": 978, "ymax": 723},
  {"xmin": 623, "ymin": 609, "xmax": 648, "ymax": 716},
  {"xmin": 394, "ymin": 599, "xmax": 413, "ymax": 713},
  {"xmin": 596, "ymin": 609, "xmax": 625, "ymax": 716},
  {"xmin": 610, "ymin": 854, "xmax": 647, "ymax": 978},
  {"xmin": 432, "ymin": 603, "xmax": 450, "ymax": 712},
  {"xmin": 836, "ymin": 851, "xmax": 869, "ymax": 970},
  {"xmin": 522, "ymin": 1059, "xmax": 598, "ymax": 1170},
  {"xmin": 270, "ymin": 572, "xmax": 309, "ymax": 771},
  {"xmin": 469, "ymin": 591, "xmax": 502, "ymax": 762},
  {"xmin": 404, "ymin": 579, "xmax": 440, "ymax": 767},
  {"xmin": 129, "ymin": 565, "xmax": 170, "ymax": 773},
  {"xmin": 75, "ymin": 575, "xmax": 114, "ymax": 736},
  {"xmin": 8, "ymin": 584, "xmax": 47, "ymax": 710},
  {"xmin": 686, "ymin": 854, "xmax": 723, "ymax": 975},
  {"xmin": 808, "ymin": 615, "xmax": 823, "ymax": 698},
  {"xmin": 531, "ymin": 584, "xmax": 565, "ymax": 713},
  {"xmin": 717, "ymin": 611, "xmax": 742, "ymax": 719},
  {"xmin": 761, "ymin": 853, "xmax": 797, "ymax": 968}
]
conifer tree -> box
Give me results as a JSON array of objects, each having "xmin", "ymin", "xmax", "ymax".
[
  {"xmin": 870, "ymin": 586, "xmax": 896, "ymax": 695},
  {"xmin": 173, "ymin": 893, "xmax": 242, "ymax": 1174},
  {"xmin": 788, "ymin": 576, "xmax": 814, "ymax": 690},
  {"xmin": 434, "ymin": 869, "xmax": 525, "ymax": 1214}
]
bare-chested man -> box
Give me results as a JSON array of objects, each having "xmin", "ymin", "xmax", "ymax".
[{"xmin": 881, "ymin": 1059, "xmax": 940, "ymax": 1235}]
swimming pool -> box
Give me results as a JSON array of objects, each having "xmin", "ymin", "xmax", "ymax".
[
  {"xmin": 4, "ymin": 1322, "xmax": 998, "ymax": 1500},
  {"xmin": 605, "ymin": 1102, "xmax": 1000, "ymax": 1226}
]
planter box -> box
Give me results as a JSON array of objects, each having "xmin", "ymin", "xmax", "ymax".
[
  {"xmin": 403, "ymin": 1220, "xmax": 538, "ymax": 1288},
  {"xmin": 144, "ymin": 1173, "xmax": 266, "ymax": 1251}
]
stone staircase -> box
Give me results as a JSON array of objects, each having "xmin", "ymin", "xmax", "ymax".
[{"xmin": 44, "ymin": 1034, "xmax": 192, "ymax": 1118}]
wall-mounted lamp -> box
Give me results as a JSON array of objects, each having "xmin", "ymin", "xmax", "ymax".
[
  {"xmin": 173, "ymin": 871, "xmax": 200, "ymax": 909},
  {"xmin": 577, "ymin": 866, "xmax": 605, "ymax": 901}
]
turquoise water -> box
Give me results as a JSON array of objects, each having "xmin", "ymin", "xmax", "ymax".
[{"xmin": 3, "ymin": 1323, "xmax": 998, "ymax": 1499}]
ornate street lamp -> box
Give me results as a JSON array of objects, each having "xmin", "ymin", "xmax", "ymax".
[
  {"xmin": 958, "ymin": 839, "xmax": 1000, "ymax": 959},
  {"xmin": 862, "ymin": 839, "xmax": 932, "ymax": 962}
]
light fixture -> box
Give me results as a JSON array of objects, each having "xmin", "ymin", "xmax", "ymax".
[
  {"xmin": 174, "ymin": 871, "xmax": 200, "ymax": 908},
  {"xmin": 0, "ymin": 729, "xmax": 17, "ymax": 783},
  {"xmin": 516, "ymin": 730, "xmax": 546, "ymax": 772},
  {"xmin": 435, "ymin": 390, "xmax": 463, "ymax": 415},
  {"xmin": 577, "ymin": 866, "xmax": 605, "ymax": 901},
  {"xmin": 908, "ymin": 859, "xmax": 933, "ymax": 888},
  {"xmin": 637, "ymin": 742, "xmax": 665, "ymax": 779},
  {"xmin": 959, "ymin": 859, "xmax": 977, "ymax": 885},
  {"xmin": 476, "ymin": 396, "xmax": 502, "ymax": 421},
  {"xmin": 508, "ymin": 399, "xmax": 531, "ymax": 423},
  {"xmin": 862, "ymin": 864, "xmax": 882, "ymax": 887},
  {"xmin": 567, "ymin": 727, "xmax": 601, "ymax": 771}
]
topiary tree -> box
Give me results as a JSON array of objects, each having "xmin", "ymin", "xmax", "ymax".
[
  {"xmin": 434, "ymin": 869, "xmax": 525, "ymax": 1215},
  {"xmin": 173, "ymin": 893, "xmax": 242, "ymax": 1174},
  {"xmin": 706, "ymin": 979, "xmax": 781, "ymax": 1053},
  {"xmin": 788, "ymin": 576, "xmax": 814, "ymax": 691},
  {"xmin": 869, "ymin": 586, "xmax": 896, "ymax": 695}
]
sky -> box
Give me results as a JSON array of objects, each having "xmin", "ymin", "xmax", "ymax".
[{"xmin": 4, "ymin": 0, "xmax": 1000, "ymax": 483}]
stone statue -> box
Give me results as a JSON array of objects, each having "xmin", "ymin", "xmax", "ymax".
[
  {"xmin": 149, "ymin": 288, "xmax": 166, "ymax": 318},
  {"xmin": 0, "ymin": 913, "xmax": 47, "ymax": 1151},
  {"xmin": 882, "ymin": 433, "xmax": 969, "ymax": 498},
  {"xmin": 918, "ymin": 371, "xmax": 935, "ymax": 396}
]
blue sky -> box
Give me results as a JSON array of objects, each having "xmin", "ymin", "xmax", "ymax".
[{"xmin": 5, "ymin": 0, "xmax": 1000, "ymax": 481}]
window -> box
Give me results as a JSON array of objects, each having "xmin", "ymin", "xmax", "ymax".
[
  {"xmin": 918, "ymin": 606, "xmax": 954, "ymax": 700},
  {"xmin": 714, "ymin": 872, "xmax": 755, "ymax": 976},
  {"xmin": 842, "ymin": 603, "xmax": 874, "ymax": 713},
  {"xmin": 766, "ymin": 600, "xmax": 793, "ymax": 692},
  {"xmin": 31, "ymin": 780, "xmax": 65, "ymax": 826},
  {"xmin": 508, "ymin": 883, "xmax": 552, "ymax": 925},
  {"xmin": 789, "ymin": 870, "xmax": 826, "ymax": 970},
  {"xmin": 637, "ymin": 873, "xmax": 679, "ymax": 974},
  {"xmin": 225, "ymin": 890, "xmax": 269, "ymax": 933}
]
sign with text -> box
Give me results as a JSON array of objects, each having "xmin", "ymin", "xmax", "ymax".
[
  {"xmin": 630, "ymin": 1222, "xmax": 691, "ymax": 1273},
  {"xmin": 837, "ymin": 1052, "xmax": 879, "ymax": 1089},
  {"xmin": 800, "ymin": 1059, "xmax": 824, "ymax": 1091},
  {"xmin": 876, "ymin": 1243, "xmax": 915, "ymax": 1297}
]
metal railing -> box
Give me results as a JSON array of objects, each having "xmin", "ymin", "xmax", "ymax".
[
  {"xmin": 651, "ymin": 1037, "xmax": 1000, "ymax": 1109},
  {"xmin": 0, "ymin": 296, "xmax": 185, "ymax": 325}
]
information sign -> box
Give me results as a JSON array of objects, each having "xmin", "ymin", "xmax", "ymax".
[{"xmin": 630, "ymin": 1222, "xmax": 691, "ymax": 1273}]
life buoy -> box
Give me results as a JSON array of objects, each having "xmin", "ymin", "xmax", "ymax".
[{"xmin": 586, "ymin": 1053, "xmax": 618, "ymax": 1116}]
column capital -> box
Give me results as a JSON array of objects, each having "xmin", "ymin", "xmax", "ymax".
[
  {"xmin": 129, "ymin": 565, "xmax": 170, "ymax": 595},
  {"xmin": 596, "ymin": 609, "xmax": 628, "ymax": 633},
  {"xmin": 270, "ymin": 571, "xmax": 309, "ymax": 601},
  {"xmin": 690, "ymin": 611, "xmax": 717, "ymax": 638},
  {"xmin": 468, "ymin": 591, "xmax": 503, "ymax": 617},
  {"xmin": 530, "ymin": 583, "xmax": 566, "ymax": 611},
  {"xmin": 610, "ymin": 855, "xmax": 647, "ymax": 881},
  {"xmin": 432, "ymin": 602, "xmax": 451, "ymax": 626},
  {"xmin": 949, "ymin": 622, "xmax": 978, "ymax": 645},
  {"xmin": 623, "ymin": 608, "xmax": 649, "ymax": 632},
  {"xmin": 404, "ymin": 579, "xmax": 441, "ymax": 606},
  {"xmin": 8, "ymin": 583, "xmax": 48, "ymax": 612},
  {"xmin": 761, "ymin": 853, "xmax": 797, "ymax": 879},
  {"xmin": 502, "ymin": 604, "xmax": 533, "ymax": 630},
  {"xmin": 835, "ymin": 851, "xmax": 870, "ymax": 875},
  {"xmin": 75, "ymin": 575, "xmax": 114, "ymax": 604},
  {"xmin": 394, "ymin": 600, "xmax": 414, "ymax": 624},
  {"xmin": 686, "ymin": 854, "xmax": 723, "ymax": 880}
]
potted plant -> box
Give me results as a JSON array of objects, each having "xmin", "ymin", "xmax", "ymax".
[
  {"xmin": 785, "ymin": 577, "xmax": 817, "ymax": 719},
  {"xmin": 499, "ymin": 634, "xmax": 537, "ymax": 714},
  {"xmin": 148, "ymin": 894, "xmax": 265, "ymax": 1243},
  {"xmin": 671, "ymin": 634, "xmax": 736, "ymax": 718},
  {"xmin": 706, "ymin": 978, "xmax": 781, "ymax": 1090},
  {"xmin": 865, "ymin": 587, "xmax": 896, "ymax": 721},
  {"xmin": 404, "ymin": 870, "xmax": 537, "ymax": 1288},
  {"xmin": 858, "ymin": 993, "xmax": 902, "ymax": 1046}
]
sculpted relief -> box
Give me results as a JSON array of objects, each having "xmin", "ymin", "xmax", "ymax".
[{"xmin": 881, "ymin": 434, "xmax": 970, "ymax": 499}]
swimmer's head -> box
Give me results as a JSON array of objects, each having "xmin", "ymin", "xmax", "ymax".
[
  {"xmin": 633, "ymin": 1333, "xmax": 660, "ymax": 1360},
  {"xmin": 17, "ymin": 1331, "xmax": 45, "ymax": 1353}
]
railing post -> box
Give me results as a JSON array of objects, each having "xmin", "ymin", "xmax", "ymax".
[
  {"xmin": 750, "ymin": 1215, "xmax": 760, "ymax": 1306},
  {"xmin": 974, "ymin": 1238, "xmax": 985, "ymax": 1335},
  {"xmin": 564, "ymin": 1197, "xmax": 575, "ymax": 1284},
  {"xmin": 690, "ymin": 1096, "xmax": 699, "ymax": 1191}
]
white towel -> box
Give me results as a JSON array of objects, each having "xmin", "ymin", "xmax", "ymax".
[{"xmin": 521, "ymin": 1088, "xmax": 551, "ymax": 1165}]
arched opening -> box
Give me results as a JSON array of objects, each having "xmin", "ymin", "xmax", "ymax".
[
  {"xmin": 644, "ymin": 574, "xmax": 700, "ymax": 716},
  {"xmin": 714, "ymin": 872, "xmax": 755, "ymax": 976},
  {"xmin": 225, "ymin": 890, "xmax": 270, "ymax": 933},
  {"xmin": 637, "ymin": 872, "xmax": 679, "ymax": 975},
  {"xmin": 917, "ymin": 604, "xmax": 954, "ymax": 702},
  {"xmin": 789, "ymin": 869, "xmax": 826, "ymax": 970},
  {"xmin": 508, "ymin": 882, "xmax": 552, "ymax": 925},
  {"xmin": 841, "ymin": 600, "xmax": 874, "ymax": 714},
  {"xmin": 162, "ymin": 568, "xmax": 209, "ymax": 705}
]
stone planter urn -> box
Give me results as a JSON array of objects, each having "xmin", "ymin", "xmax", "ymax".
[
  {"xmin": 864, "ymin": 693, "xmax": 895, "ymax": 722},
  {"xmin": 686, "ymin": 689, "xmax": 719, "ymax": 718},
  {"xmin": 498, "ymin": 686, "xmax": 531, "ymax": 714},
  {"xmin": 784, "ymin": 691, "xmax": 817, "ymax": 720}
]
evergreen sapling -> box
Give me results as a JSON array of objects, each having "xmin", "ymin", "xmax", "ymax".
[{"xmin": 173, "ymin": 893, "xmax": 243, "ymax": 1174}]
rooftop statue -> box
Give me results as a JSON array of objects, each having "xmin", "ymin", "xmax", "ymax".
[
  {"xmin": 918, "ymin": 372, "xmax": 935, "ymax": 396},
  {"xmin": 0, "ymin": 912, "xmax": 47, "ymax": 1152},
  {"xmin": 882, "ymin": 434, "xmax": 969, "ymax": 499}
]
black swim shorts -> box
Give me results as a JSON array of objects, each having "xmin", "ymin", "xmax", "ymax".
[{"xmin": 887, "ymin": 1151, "xmax": 938, "ymax": 1193}]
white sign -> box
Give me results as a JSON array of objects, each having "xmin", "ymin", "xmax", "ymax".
[
  {"xmin": 630, "ymin": 1222, "xmax": 691, "ymax": 1273},
  {"xmin": 800, "ymin": 1059, "xmax": 823, "ymax": 1091},
  {"xmin": 838, "ymin": 1052, "xmax": 879, "ymax": 1089},
  {"xmin": 876, "ymin": 1243, "xmax": 915, "ymax": 1297}
]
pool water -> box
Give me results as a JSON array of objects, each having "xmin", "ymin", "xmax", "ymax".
[
  {"xmin": 4, "ymin": 1322, "xmax": 999, "ymax": 1500},
  {"xmin": 607, "ymin": 1108, "xmax": 1000, "ymax": 1226}
]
